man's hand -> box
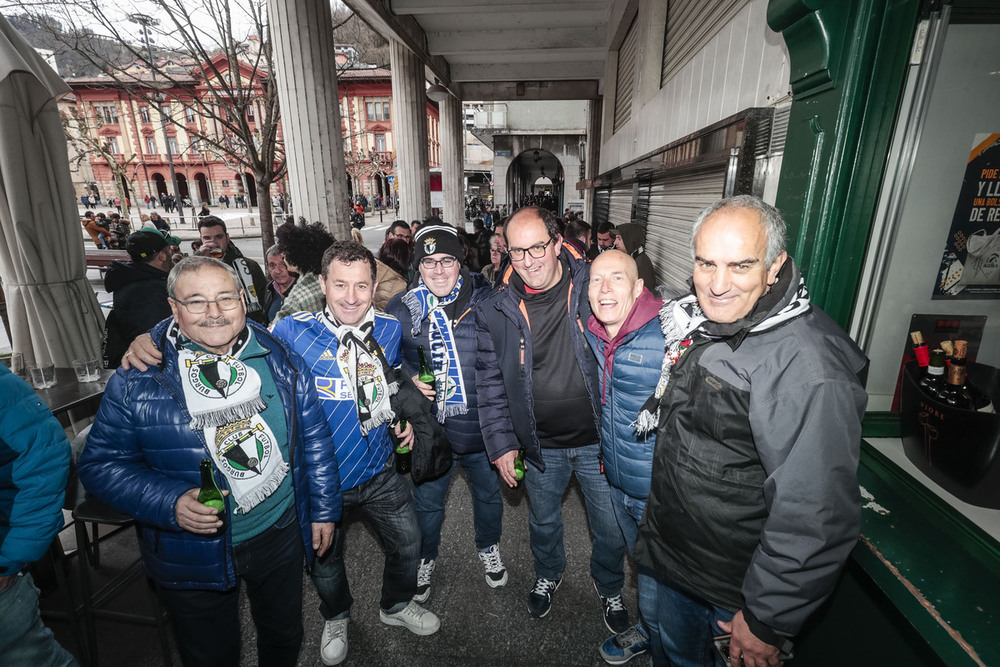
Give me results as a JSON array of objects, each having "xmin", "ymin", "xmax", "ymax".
[
  {"xmin": 0, "ymin": 573, "xmax": 17, "ymax": 595},
  {"xmin": 393, "ymin": 420, "xmax": 414, "ymax": 450},
  {"xmin": 121, "ymin": 333, "xmax": 163, "ymax": 372},
  {"xmin": 493, "ymin": 450, "xmax": 520, "ymax": 488},
  {"xmin": 717, "ymin": 612, "xmax": 782, "ymax": 667},
  {"xmin": 312, "ymin": 522, "xmax": 335, "ymax": 557},
  {"xmin": 411, "ymin": 374, "xmax": 435, "ymax": 400},
  {"xmin": 175, "ymin": 488, "xmax": 228, "ymax": 535}
]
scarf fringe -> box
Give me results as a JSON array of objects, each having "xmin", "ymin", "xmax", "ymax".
[
  {"xmin": 361, "ymin": 406, "xmax": 396, "ymax": 434},
  {"xmin": 233, "ymin": 462, "xmax": 289, "ymax": 514},
  {"xmin": 190, "ymin": 396, "xmax": 267, "ymax": 430},
  {"xmin": 438, "ymin": 403, "xmax": 468, "ymax": 423}
]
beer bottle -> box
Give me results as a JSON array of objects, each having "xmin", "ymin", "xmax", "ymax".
[
  {"xmin": 197, "ymin": 459, "xmax": 225, "ymax": 536},
  {"xmin": 513, "ymin": 448, "xmax": 525, "ymax": 481},
  {"xmin": 394, "ymin": 420, "xmax": 412, "ymax": 474},
  {"xmin": 918, "ymin": 348, "xmax": 946, "ymax": 399},
  {"xmin": 418, "ymin": 345, "xmax": 436, "ymax": 389}
]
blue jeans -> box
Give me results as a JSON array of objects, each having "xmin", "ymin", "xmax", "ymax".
[
  {"xmin": 0, "ymin": 573, "xmax": 76, "ymax": 667},
  {"xmin": 413, "ymin": 450, "xmax": 503, "ymax": 560},
  {"xmin": 608, "ymin": 485, "xmax": 646, "ymax": 555},
  {"xmin": 158, "ymin": 505, "xmax": 304, "ymax": 667},
  {"xmin": 312, "ymin": 465, "xmax": 420, "ymax": 618},
  {"xmin": 524, "ymin": 444, "xmax": 626, "ymax": 597},
  {"xmin": 638, "ymin": 572, "xmax": 734, "ymax": 667}
]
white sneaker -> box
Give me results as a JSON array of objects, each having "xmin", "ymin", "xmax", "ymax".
[
  {"xmin": 379, "ymin": 601, "xmax": 441, "ymax": 636},
  {"xmin": 414, "ymin": 558, "xmax": 435, "ymax": 603},
  {"xmin": 320, "ymin": 618, "xmax": 348, "ymax": 666},
  {"xmin": 478, "ymin": 544, "xmax": 508, "ymax": 588}
]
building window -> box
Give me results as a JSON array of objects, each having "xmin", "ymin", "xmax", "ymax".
[
  {"xmin": 144, "ymin": 136, "xmax": 157, "ymax": 154},
  {"xmin": 139, "ymin": 106, "xmax": 150, "ymax": 123},
  {"xmin": 185, "ymin": 105, "xmax": 196, "ymax": 123},
  {"xmin": 367, "ymin": 101, "xmax": 390, "ymax": 121},
  {"xmin": 375, "ymin": 133, "xmax": 386, "ymax": 152},
  {"xmin": 95, "ymin": 104, "xmax": 118, "ymax": 124},
  {"xmin": 247, "ymin": 105, "xmax": 255, "ymax": 122},
  {"xmin": 367, "ymin": 102, "xmax": 375, "ymax": 121},
  {"xmin": 382, "ymin": 102, "xmax": 390, "ymax": 121},
  {"xmin": 167, "ymin": 136, "xmax": 179, "ymax": 154},
  {"xmin": 105, "ymin": 136, "xmax": 119, "ymax": 153},
  {"xmin": 162, "ymin": 104, "xmax": 172, "ymax": 120},
  {"xmin": 190, "ymin": 137, "xmax": 200, "ymax": 152}
]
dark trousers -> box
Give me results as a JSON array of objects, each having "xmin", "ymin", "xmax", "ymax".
[{"xmin": 157, "ymin": 507, "xmax": 304, "ymax": 667}]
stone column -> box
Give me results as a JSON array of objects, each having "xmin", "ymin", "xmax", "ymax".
[
  {"xmin": 390, "ymin": 41, "xmax": 430, "ymax": 224},
  {"xmin": 439, "ymin": 94, "xmax": 465, "ymax": 229},
  {"xmin": 267, "ymin": 0, "xmax": 349, "ymax": 236},
  {"xmin": 583, "ymin": 99, "xmax": 602, "ymax": 223}
]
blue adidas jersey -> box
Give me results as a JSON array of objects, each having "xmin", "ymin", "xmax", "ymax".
[{"xmin": 272, "ymin": 310, "xmax": 402, "ymax": 491}]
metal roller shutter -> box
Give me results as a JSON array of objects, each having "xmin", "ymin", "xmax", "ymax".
[
  {"xmin": 593, "ymin": 187, "xmax": 611, "ymax": 227},
  {"xmin": 661, "ymin": 0, "xmax": 751, "ymax": 87},
  {"xmin": 607, "ymin": 185, "xmax": 633, "ymax": 229},
  {"xmin": 613, "ymin": 17, "xmax": 638, "ymax": 133},
  {"xmin": 645, "ymin": 169, "xmax": 727, "ymax": 290}
]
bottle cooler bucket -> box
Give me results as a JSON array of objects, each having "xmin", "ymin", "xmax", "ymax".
[{"xmin": 900, "ymin": 361, "xmax": 1000, "ymax": 509}]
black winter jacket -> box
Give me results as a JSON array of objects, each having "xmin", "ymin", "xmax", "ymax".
[
  {"xmin": 104, "ymin": 260, "xmax": 172, "ymax": 344},
  {"xmin": 474, "ymin": 246, "xmax": 601, "ymax": 471}
]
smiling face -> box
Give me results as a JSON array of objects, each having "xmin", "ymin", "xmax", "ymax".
[
  {"xmin": 588, "ymin": 250, "xmax": 643, "ymax": 338},
  {"xmin": 168, "ymin": 265, "xmax": 246, "ymax": 354},
  {"xmin": 320, "ymin": 259, "xmax": 375, "ymax": 326},
  {"xmin": 266, "ymin": 252, "xmax": 294, "ymax": 290},
  {"xmin": 692, "ymin": 207, "xmax": 787, "ymax": 324},
  {"xmin": 418, "ymin": 252, "xmax": 461, "ymax": 298},
  {"xmin": 505, "ymin": 211, "xmax": 562, "ymax": 292}
]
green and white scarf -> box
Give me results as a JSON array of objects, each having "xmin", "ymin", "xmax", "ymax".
[{"xmin": 169, "ymin": 323, "xmax": 288, "ymax": 514}]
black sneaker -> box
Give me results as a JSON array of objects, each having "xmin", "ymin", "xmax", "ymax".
[
  {"xmin": 527, "ymin": 576, "xmax": 562, "ymax": 618},
  {"xmin": 595, "ymin": 582, "xmax": 630, "ymax": 633}
]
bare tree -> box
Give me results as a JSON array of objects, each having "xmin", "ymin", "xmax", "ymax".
[
  {"xmin": 10, "ymin": 0, "xmax": 286, "ymax": 252},
  {"xmin": 62, "ymin": 105, "xmax": 138, "ymax": 222}
]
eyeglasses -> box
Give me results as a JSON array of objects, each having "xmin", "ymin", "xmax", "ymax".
[
  {"xmin": 419, "ymin": 256, "xmax": 458, "ymax": 269},
  {"xmin": 389, "ymin": 231, "xmax": 412, "ymax": 240},
  {"xmin": 508, "ymin": 239, "xmax": 552, "ymax": 261},
  {"xmin": 172, "ymin": 294, "xmax": 243, "ymax": 314}
]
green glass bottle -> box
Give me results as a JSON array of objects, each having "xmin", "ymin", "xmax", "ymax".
[
  {"xmin": 197, "ymin": 459, "xmax": 225, "ymax": 536},
  {"xmin": 394, "ymin": 420, "xmax": 412, "ymax": 474},
  {"xmin": 417, "ymin": 345, "xmax": 436, "ymax": 389},
  {"xmin": 513, "ymin": 448, "xmax": 525, "ymax": 481}
]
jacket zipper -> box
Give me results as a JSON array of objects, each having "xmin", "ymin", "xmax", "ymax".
[{"xmin": 519, "ymin": 333, "xmax": 525, "ymax": 377}]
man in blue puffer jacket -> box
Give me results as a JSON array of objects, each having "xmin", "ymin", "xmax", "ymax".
[
  {"xmin": 386, "ymin": 221, "xmax": 506, "ymax": 604},
  {"xmin": 585, "ymin": 250, "xmax": 664, "ymax": 665},
  {"xmin": 80, "ymin": 257, "xmax": 341, "ymax": 667}
]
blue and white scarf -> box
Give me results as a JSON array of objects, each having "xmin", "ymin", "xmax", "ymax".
[{"xmin": 403, "ymin": 276, "xmax": 468, "ymax": 422}]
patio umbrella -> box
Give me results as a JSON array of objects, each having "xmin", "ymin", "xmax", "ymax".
[{"xmin": 0, "ymin": 15, "xmax": 103, "ymax": 366}]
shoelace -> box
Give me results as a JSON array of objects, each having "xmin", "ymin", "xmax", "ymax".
[
  {"xmin": 325, "ymin": 620, "xmax": 347, "ymax": 641},
  {"xmin": 614, "ymin": 627, "xmax": 644, "ymax": 647},
  {"xmin": 480, "ymin": 547, "xmax": 505, "ymax": 572},
  {"xmin": 417, "ymin": 561, "xmax": 434, "ymax": 587},
  {"xmin": 604, "ymin": 594, "xmax": 626, "ymax": 613},
  {"xmin": 402, "ymin": 601, "xmax": 428, "ymax": 618},
  {"xmin": 531, "ymin": 578, "xmax": 557, "ymax": 596}
]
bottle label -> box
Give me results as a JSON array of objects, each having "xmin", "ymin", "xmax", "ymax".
[
  {"xmin": 927, "ymin": 365, "xmax": 945, "ymax": 377},
  {"xmin": 946, "ymin": 364, "xmax": 965, "ymax": 385}
]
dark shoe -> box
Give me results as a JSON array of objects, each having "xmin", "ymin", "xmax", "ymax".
[
  {"xmin": 527, "ymin": 576, "xmax": 562, "ymax": 618},
  {"xmin": 595, "ymin": 581, "xmax": 630, "ymax": 633},
  {"xmin": 599, "ymin": 624, "xmax": 650, "ymax": 665}
]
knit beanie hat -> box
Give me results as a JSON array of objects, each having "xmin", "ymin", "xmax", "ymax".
[{"xmin": 412, "ymin": 220, "xmax": 464, "ymax": 268}]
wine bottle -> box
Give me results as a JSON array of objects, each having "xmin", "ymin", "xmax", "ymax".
[
  {"xmin": 918, "ymin": 348, "xmax": 946, "ymax": 399},
  {"xmin": 910, "ymin": 330, "xmax": 930, "ymax": 369},
  {"xmin": 949, "ymin": 340, "xmax": 995, "ymax": 413},
  {"xmin": 417, "ymin": 345, "xmax": 436, "ymax": 389},
  {"xmin": 197, "ymin": 459, "xmax": 225, "ymax": 536},
  {"xmin": 939, "ymin": 341, "xmax": 975, "ymax": 409}
]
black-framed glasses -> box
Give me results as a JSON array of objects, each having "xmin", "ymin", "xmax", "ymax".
[
  {"xmin": 172, "ymin": 293, "xmax": 244, "ymax": 314},
  {"xmin": 419, "ymin": 256, "xmax": 458, "ymax": 269},
  {"xmin": 508, "ymin": 239, "xmax": 552, "ymax": 261}
]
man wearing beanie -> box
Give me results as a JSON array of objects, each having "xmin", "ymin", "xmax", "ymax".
[
  {"xmin": 386, "ymin": 221, "xmax": 507, "ymax": 603},
  {"xmin": 102, "ymin": 227, "xmax": 180, "ymax": 366}
]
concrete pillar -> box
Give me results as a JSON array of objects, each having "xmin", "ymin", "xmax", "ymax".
[
  {"xmin": 439, "ymin": 94, "xmax": 465, "ymax": 229},
  {"xmin": 390, "ymin": 41, "xmax": 430, "ymax": 223},
  {"xmin": 267, "ymin": 0, "xmax": 349, "ymax": 236},
  {"xmin": 583, "ymin": 99, "xmax": 602, "ymax": 224}
]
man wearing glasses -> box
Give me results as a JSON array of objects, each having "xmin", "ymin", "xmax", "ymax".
[
  {"xmin": 475, "ymin": 207, "xmax": 630, "ymax": 634},
  {"xmin": 81, "ymin": 256, "xmax": 342, "ymax": 666},
  {"xmin": 385, "ymin": 220, "xmax": 414, "ymax": 244}
]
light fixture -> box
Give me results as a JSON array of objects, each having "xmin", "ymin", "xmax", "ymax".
[
  {"xmin": 578, "ymin": 137, "xmax": 586, "ymax": 164},
  {"xmin": 426, "ymin": 79, "xmax": 450, "ymax": 102}
]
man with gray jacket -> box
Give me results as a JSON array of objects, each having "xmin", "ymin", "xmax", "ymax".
[{"xmin": 634, "ymin": 196, "xmax": 868, "ymax": 667}]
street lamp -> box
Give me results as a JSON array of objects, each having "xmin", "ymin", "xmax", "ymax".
[{"xmin": 129, "ymin": 13, "xmax": 185, "ymax": 225}]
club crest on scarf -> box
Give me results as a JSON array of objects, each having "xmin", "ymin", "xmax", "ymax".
[
  {"xmin": 184, "ymin": 354, "xmax": 248, "ymax": 399},
  {"xmin": 215, "ymin": 419, "xmax": 275, "ymax": 479}
]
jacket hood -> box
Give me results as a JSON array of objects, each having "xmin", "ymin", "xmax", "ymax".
[
  {"xmin": 616, "ymin": 223, "xmax": 646, "ymax": 255},
  {"xmin": 104, "ymin": 260, "xmax": 168, "ymax": 293}
]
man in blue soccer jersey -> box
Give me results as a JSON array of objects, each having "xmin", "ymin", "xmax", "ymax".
[
  {"xmin": 123, "ymin": 243, "xmax": 441, "ymax": 666},
  {"xmin": 271, "ymin": 241, "xmax": 440, "ymax": 665}
]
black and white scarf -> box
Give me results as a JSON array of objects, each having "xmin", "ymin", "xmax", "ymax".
[
  {"xmin": 321, "ymin": 306, "xmax": 398, "ymax": 435},
  {"xmin": 634, "ymin": 273, "xmax": 812, "ymax": 435},
  {"xmin": 402, "ymin": 276, "xmax": 468, "ymax": 422}
]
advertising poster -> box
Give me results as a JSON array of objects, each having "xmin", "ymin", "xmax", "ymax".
[{"xmin": 934, "ymin": 133, "xmax": 1000, "ymax": 299}]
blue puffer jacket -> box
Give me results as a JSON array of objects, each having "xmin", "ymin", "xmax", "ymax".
[
  {"xmin": 385, "ymin": 270, "xmax": 492, "ymax": 454},
  {"xmin": 585, "ymin": 311, "xmax": 664, "ymax": 500},
  {"xmin": 79, "ymin": 319, "xmax": 342, "ymax": 591},
  {"xmin": 0, "ymin": 366, "xmax": 71, "ymax": 576}
]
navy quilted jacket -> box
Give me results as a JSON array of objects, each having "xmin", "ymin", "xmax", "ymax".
[{"xmin": 79, "ymin": 318, "xmax": 341, "ymax": 591}]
